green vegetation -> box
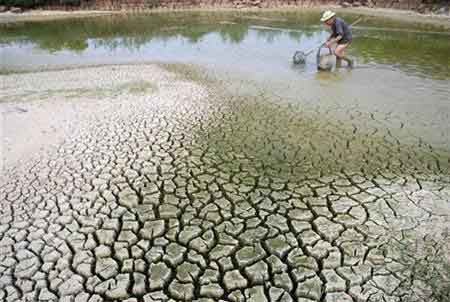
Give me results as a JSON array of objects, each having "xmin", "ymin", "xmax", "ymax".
[
  {"xmin": 1, "ymin": 80, "xmax": 157, "ymax": 103},
  {"xmin": 352, "ymin": 30, "xmax": 450, "ymax": 78},
  {"xmin": 387, "ymin": 232, "xmax": 450, "ymax": 301},
  {"xmin": 0, "ymin": 0, "xmax": 80, "ymax": 8},
  {"xmin": 1, "ymin": 0, "xmax": 35, "ymax": 8}
]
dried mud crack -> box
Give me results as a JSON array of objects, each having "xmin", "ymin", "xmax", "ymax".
[{"xmin": 1, "ymin": 64, "xmax": 449, "ymax": 302}]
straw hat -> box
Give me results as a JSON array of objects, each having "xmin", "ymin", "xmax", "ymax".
[{"xmin": 320, "ymin": 10, "xmax": 336, "ymax": 22}]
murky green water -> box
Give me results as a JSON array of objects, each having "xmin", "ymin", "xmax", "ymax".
[
  {"xmin": 1, "ymin": 12, "xmax": 449, "ymax": 76},
  {"xmin": 1, "ymin": 11, "xmax": 450, "ymax": 149}
]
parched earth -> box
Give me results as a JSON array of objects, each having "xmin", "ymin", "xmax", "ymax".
[{"xmin": 0, "ymin": 64, "xmax": 449, "ymax": 302}]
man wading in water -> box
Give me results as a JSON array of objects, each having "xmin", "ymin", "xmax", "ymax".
[{"xmin": 321, "ymin": 10, "xmax": 354, "ymax": 68}]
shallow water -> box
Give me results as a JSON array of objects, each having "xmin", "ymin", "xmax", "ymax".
[{"xmin": 1, "ymin": 12, "xmax": 449, "ymax": 77}]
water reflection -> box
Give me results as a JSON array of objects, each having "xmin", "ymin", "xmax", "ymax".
[{"xmin": 1, "ymin": 11, "xmax": 448, "ymax": 78}]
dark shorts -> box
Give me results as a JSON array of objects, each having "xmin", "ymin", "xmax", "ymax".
[{"xmin": 338, "ymin": 39, "xmax": 352, "ymax": 45}]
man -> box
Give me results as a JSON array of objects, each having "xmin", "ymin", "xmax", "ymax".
[{"xmin": 321, "ymin": 10, "xmax": 354, "ymax": 68}]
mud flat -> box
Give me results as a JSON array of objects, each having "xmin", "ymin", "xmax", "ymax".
[
  {"xmin": 1, "ymin": 64, "xmax": 449, "ymax": 302},
  {"xmin": 0, "ymin": 10, "xmax": 121, "ymax": 24},
  {"xmin": 0, "ymin": 64, "xmax": 207, "ymax": 168}
]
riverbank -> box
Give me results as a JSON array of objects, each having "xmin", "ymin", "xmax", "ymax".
[
  {"xmin": 0, "ymin": 6, "xmax": 449, "ymax": 29},
  {"xmin": 0, "ymin": 9, "xmax": 121, "ymax": 24}
]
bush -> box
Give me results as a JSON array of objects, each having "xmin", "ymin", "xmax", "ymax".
[
  {"xmin": 0, "ymin": 0, "xmax": 82, "ymax": 7},
  {"xmin": 2, "ymin": 0, "xmax": 15, "ymax": 6},
  {"xmin": 144, "ymin": 0, "xmax": 161, "ymax": 8},
  {"xmin": 3, "ymin": 0, "xmax": 35, "ymax": 7},
  {"xmin": 18, "ymin": 0, "xmax": 35, "ymax": 7},
  {"xmin": 60, "ymin": 0, "xmax": 80, "ymax": 5},
  {"xmin": 0, "ymin": 0, "xmax": 48, "ymax": 7}
]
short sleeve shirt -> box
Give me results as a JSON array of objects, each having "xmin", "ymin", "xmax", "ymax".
[{"xmin": 331, "ymin": 17, "xmax": 352, "ymax": 43}]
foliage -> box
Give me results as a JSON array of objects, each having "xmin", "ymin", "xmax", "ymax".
[
  {"xmin": 144, "ymin": 0, "xmax": 161, "ymax": 9},
  {"xmin": 60, "ymin": 0, "xmax": 80, "ymax": 5},
  {"xmin": 0, "ymin": 0, "xmax": 79, "ymax": 7},
  {"xmin": 1, "ymin": 0, "xmax": 35, "ymax": 8}
]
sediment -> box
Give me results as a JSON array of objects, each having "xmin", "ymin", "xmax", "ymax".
[{"xmin": 1, "ymin": 64, "xmax": 449, "ymax": 302}]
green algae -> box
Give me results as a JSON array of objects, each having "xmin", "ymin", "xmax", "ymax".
[{"xmin": 160, "ymin": 63, "xmax": 450, "ymax": 180}]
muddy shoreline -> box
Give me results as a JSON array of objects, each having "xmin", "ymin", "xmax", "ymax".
[{"xmin": 0, "ymin": 6, "xmax": 449, "ymax": 29}]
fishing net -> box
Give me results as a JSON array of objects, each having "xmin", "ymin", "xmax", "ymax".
[
  {"xmin": 292, "ymin": 51, "xmax": 307, "ymax": 65},
  {"xmin": 316, "ymin": 46, "xmax": 333, "ymax": 71}
]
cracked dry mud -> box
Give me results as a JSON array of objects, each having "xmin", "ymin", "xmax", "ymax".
[{"xmin": 1, "ymin": 64, "xmax": 449, "ymax": 302}]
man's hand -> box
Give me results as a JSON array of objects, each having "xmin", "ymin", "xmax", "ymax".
[{"xmin": 325, "ymin": 36, "xmax": 342, "ymax": 48}]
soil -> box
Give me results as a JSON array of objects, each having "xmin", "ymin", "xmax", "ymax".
[{"xmin": 0, "ymin": 6, "xmax": 449, "ymax": 29}]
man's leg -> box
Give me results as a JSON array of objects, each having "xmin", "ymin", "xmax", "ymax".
[
  {"xmin": 336, "ymin": 57, "xmax": 343, "ymax": 68},
  {"xmin": 335, "ymin": 43, "xmax": 353, "ymax": 68}
]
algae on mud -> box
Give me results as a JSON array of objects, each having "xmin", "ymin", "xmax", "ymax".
[
  {"xmin": 1, "ymin": 80, "xmax": 157, "ymax": 103},
  {"xmin": 161, "ymin": 62, "xmax": 450, "ymax": 177}
]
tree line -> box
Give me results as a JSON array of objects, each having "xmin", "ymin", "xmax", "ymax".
[{"xmin": 1, "ymin": 0, "xmax": 82, "ymax": 8}]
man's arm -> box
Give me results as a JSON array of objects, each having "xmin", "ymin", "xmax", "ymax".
[
  {"xmin": 325, "ymin": 35, "xmax": 342, "ymax": 47},
  {"xmin": 325, "ymin": 20, "xmax": 344, "ymax": 47},
  {"xmin": 326, "ymin": 33, "xmax": 333, "ymax": 42}
]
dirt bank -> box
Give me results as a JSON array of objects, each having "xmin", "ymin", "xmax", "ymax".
[
  {"xmin": 0, "ymin": 9, "xmax": 121, "ymax": 24},
  {"xmin": 338, "ymin": 6, "xmax": 450, "ymax": 29},
  {"xmin": 0, "ymin": 7, "xmax": 449, "ymax": 29}
]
